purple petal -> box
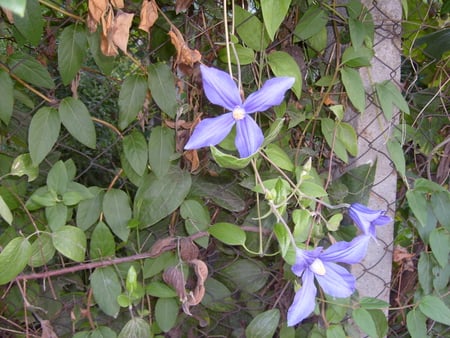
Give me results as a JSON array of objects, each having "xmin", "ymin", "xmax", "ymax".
[
  {"xmin": 321, "ymin": 236, "xmax": 370, "ymax": 264},
  {"xmin": 292, "ymin": 247, "xmax": 322, "ymax": 276},
  {"xmin": 316, "ymin": 262, "xmax": 356, "ymax": 298},
  {"xmin": 243, "ymin": 77, "xmax": 295, "ymax": 113},
  {"xmin": 184, "ymin": 113, "xmax": 235, "ymax": 150},
  {"xmin": 287, "ymin": 270, "xmax": 317, "ymax": 326},
  {"xmin": 349, "ymin": 203, "xmax": 392, "ymax": 238},
  {"xmin": 200, "ymin": 65, "xmax": 242, "ymax": 110},
  {"xmin": 234, "ymin": 116, "xmax": 264, "ymax": 158}
]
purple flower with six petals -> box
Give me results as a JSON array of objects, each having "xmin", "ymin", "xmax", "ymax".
[
  {"xmin": 348, "ymin": 203, "xmax": 392, "ymax": 240},
  {"xmin": 184, "ymin": 65, "xmax": 295, "ymax": 158},
  {"xmin": 287, "ymin": 236, "xmax": 369, "ymax": 326}
]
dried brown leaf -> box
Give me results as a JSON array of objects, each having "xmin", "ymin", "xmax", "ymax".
[
  {"xmin": 184, "ymin": 149, "xmax": 200, "ymax": 172},
  {"xmin": 139, "ymin": 0, "xmax": 159, "ymax": 32},
  {"xmin": 2, "ymin": 8, "xmax": 14, "ymax": 23},
  {"xmin": 190, "ymin": 259, "xmax": 208, "ymax": 284},
  {"xmin": 168, "ymin": 26, "xmax": 201, "ymax": 67},
  {"xmin": 40, "ymin": 320, "xmax": 58, "ymax": 338},
  {"xmin": 163, "ymin": 266, "xmax": 187, "ymax": 300},
  {"xmin": 100, "ymin": 9, "xmax": 118, "ymax": 56},
  {"xmin": 179, "ymin": 238, "xmax": 199, "ymax": 261},
  {"xmin": 110, "ymin": 0, "xmax": 124, "ymax": 8},
  {"xmin": 149, "ymin": 237, "xmax": 177, "ymax": 257},
  {"xmin": 175, "ymin": 0, "xmax": 194, "ymax": 14},
  {"xmin": 88, "ymin": 0, "xmax": 108, "ymax": 32},
  {"xmin": 111, "ymin": 11, "xmax": 134, "ymax": 53}
]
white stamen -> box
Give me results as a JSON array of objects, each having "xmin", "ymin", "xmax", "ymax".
[
  {"xmin": 232, "ymin": 107, "xmax": 246, "ymax": 120},
  {"xmin": 310, "ymin": 258, "xmax": 326, "ymax": 276}
]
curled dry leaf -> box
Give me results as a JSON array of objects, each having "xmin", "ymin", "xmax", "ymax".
[
  {"xmin": 179, "ymin": 237, "xmax": 199, "ymax": 261},
  {"xmin": 182, "ymin": 259, "xmax": 208, "ymax": 315},
  {"xmin": 148, "ymin": 237, "xmax": 177, "ymax": 257},
  {"xmin": 393, "ymin": 245, "xmax": 415, "ymax": 272},
  {"xmin": 111, "ymin": 11, "xmax": 134, "ymax": 53},
  {"xmin": 168, "ymin": 26, "xmax": 201, "ymax": 68},
  {"xmin": 40, "ymin": 319, "xmax": 58, "ymax": 338},
  {"xmin": 163, "ymin": 266, "xmax": 187, "ymax": 300},
  {"xmin": 100, "ymin": 8, "xmax": 118, "ymax": 56},
  {"xmin": 175, "ymin": 0, "xmax": 194, "ymax": 14},
  {"xmin": 88, "ymin": 0, "xmax": 108, "ymax": 33},
  {"xmin": 110, "ymin": 0, "xmax": 124, "ymax": 8},
  {"xmin": 139, "ymin": 0, "xmax": 158, "ymax": 32}
]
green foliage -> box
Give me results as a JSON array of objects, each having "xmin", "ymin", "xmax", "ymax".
[{"xmin": 0, "ymin": 0, "xmax": 448, "ymax": 336}]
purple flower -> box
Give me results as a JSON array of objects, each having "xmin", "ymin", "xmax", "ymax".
[
  {"xmin": 287, "ymin": 236, "xmax": 369, "ymax": 326},
  {"xmin": 184, "ymin": 65, "xmax": 295, "ymax": 158},
  {"xmin": 348, "ymin": 203, "xmax": 392, "ymax": 240}
]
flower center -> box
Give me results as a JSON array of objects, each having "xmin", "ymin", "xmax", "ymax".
[
  {"xmin": 310, "ymin": 258, "xmax": 326, "ymax": 276},
  {"xmin": 232, "ymin": 106, "xmax": 246, "ymax": 120}
]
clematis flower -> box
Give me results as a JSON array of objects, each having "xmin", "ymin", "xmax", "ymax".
[
  {"xmin": 184, "ymin": 65, "xmax": 295, "ymax": 158},
  {"xmin": 287, "ymin": 236, "xmax": 368, "ymax": 326},
  {"xmin": 348, "ymin": 203, "xmax": 392, "ymax": 240}
]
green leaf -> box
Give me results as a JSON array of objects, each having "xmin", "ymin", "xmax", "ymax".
[
  {"xmin": 387, "ymin": 138, "xmax": 406, "ymax": 178},
  {"xmin": 180, "ymin": 199, "xmax": 210, "ymax": 248},
  {"xmin": 10, "ymin": 154, "xmax": 39, "ymax": 182},
  {"xmin": 406, "ymin": 190, "xmax": 430, "ymax": 228},
  {"xmin": 431, "ymin": 191, "xmax": 450, "ymax": 228},
  {"xmin": 134, "ymin": 166, "xmax": 191, "ymax": 227},
  {"xmin": 28, "ymin": 233, "xmax": 55, "ymax": 267},
  {"xmin": 326, "ymin": 325, "xmax": 346, "ymax": 338},
  {"xmin": 210, "ymin": 146, "xmax": 253, "ymax": 169},
  {"xmin": 418, "ymin": 295, "xmax": 450, "ymax": 326},
  {"xmin": 91, "ymin": 326, "xmax": 117, "ymax": 338},
  {"xmin": 58, "ymin": 24, "xmax": 88, "ymax": 85},
  {"xmin": 326, "ymin": 213, "xmax": 343, "ymax": 231},
  {"xmin": 414, "ymin": 28, "xmax": 450, "ymax": 60},
  {"xmin": 29, "ymin": 187, "xmax": 58, "ymax": 208},
  {"xmin": 235, "ymin": 5, "xmax": 270, "ymax": 51},
  {"xmin": 222, "ymin": 260, "xmax": 269, "ymax": 293},
  {"xmin": 267, "ymin": 51, "xmax": 302, "ymax": 99},
  {"xmin": 147, "ymin": 63, "xmax": 177, "ymax": 118},
  {"xmin": 375, "ymin": 81, "xmax": 410, "ymax": 120},
  {"xmin": 52, "ymin": 225, "xmax": 86, "ymax": 262},
  {"xmin": 12, "ymin": 0, "xmax": 43, "ymax": 45},
  {"xmin": 293, "ymin": 6, "xmax": 328, "ymax": 41},
  {"xmin": 340, "ymin": 67, "xmax": 365, "ymax": 113},
  {"xmin": 45, "ymin": 203, "xmax": 68, "ymax": 231},
  {"xmin": 245, "ymin": 309, "xmax": 280, "ymax": 338},
  {"xmin": 59, "ymin": 97, "xmax": 96, "ymax": 148},
  {"xmin": 274, "ymin": 223, "xmax": 290, "ymax": 258},
  {"xmin": 263, "ymin": 118, "xmax": 285, "ymax": 146},
  {"xmin": 76, "ymin": 187, "xmax": 104, "ymax": 230},
  {"xmin": 123, "ymin": 131, "xmax": 148, "ymax": 176},
  {"xmin": 118, "ymin": 75, "xmax": 147, "ymax": 130},
  {"xmin": 0, "ymin": 70, "xmax": 14, "ymax": 125},
  {"xmin": 90, "ymin": 222, "xmax": 116, "ymax": 260},
  {"xmin": 321, "ymin": 118, "xmax": 348, "ymax": 162},
  {"xmin": 143, "ymin": 252, "xmax": 177, "ymax": 279},
  {"xmin": 28, "ymin": 107, "xmax": 61, "ymax": 166},
  {"xmin": 87, "ymin": 28, "xmax": 115, "ymax": 75},
  {"xmin": 337, "ymin": 122, "xmax": 358, "ymax": 156},
  {"xmin": 417, "ymin": 252, "xmax": 433, "ymax": 294},
  {"xmin": 8, "ymin": 53, "xmax": 55, "ymax": 89},
  {"xmin": 261, "ymin": 0, "xmax": 291, "ymax": 40},
  {"xmin": 63, "ymin": 182, "xmax": 94, "ymax": 206},
  {"xmin": 202, "ymin": 277, "xmax": 235, "ymax": 312},
  {"xmin": 429, "ymin": 227, "xmax": 450, "ymax": 268},
  {"xmin": 0, "ymin": 0, "xmax": 26, "ymax": 16},
  {"xmin": 47, "ymin": 161, "xmax": 69, "ymax": 195},
  {"xmin": 293, "ymin": 209, "xmax": 312, "ymax": 244},
  {"xmin": 299, "ymin": 181, "xmax": 328, "ymax": 198},
  {"xmin": 146, "ymin": 281, "xmax": 177, "ymax": 298},
  {"xmin": 325, "ymin": 296, "xmax": 350, "ymax": 323},
  {"xmin": 155, "ymin": 298, "xmax": 179, "ymax": 332},
  {"xmin": 359, "ymin": 297, "xmax": 390, "ymax": 309},
  {"xmin": 148, "ymin": 126, "xmax": 175, "ymax": 177},
  {"xmin": 264, "ymin": 144, "xmax": 294, "ymax": 172},
  {"xmin": 406, "ymin": 309, "xmax": 428, "ymax": 338},
  {"xmin": 103, "ymin": 189, "xmax": 132, "ymax": 241},
  {"xmin": 91, "ymin": 267, "xmax": 121, "ymax": 318},
  {"xmin": 208, "ymin": 222, "xmax": 246, "ymax": 246},
  {"xmin": 0, "ymin": 195, "xmax": 13, "ymax": 225},
  {"xmin": 0, "ymin": 237, "xmax": 31, "ymax": 285},
  {"xmin": 218, "ymin": 44, "xmax": 255, "ymax": 65},
  {"xmin": 118, "ymin": 317, "xmax": 151, "ymax": 338},
  {"xmin": 342, "ymin": 46, "xmax": 374, "ymax": 67},
  {"xmin": 352, "ymin": 308, "xmax": 378, "ymax": 338}
]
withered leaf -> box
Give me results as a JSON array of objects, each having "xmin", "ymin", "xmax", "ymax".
[
  {"xmin": 111, "ymin": 10, "xmax": 134, "ymax": 54},
  {"xmin": 184, "ymin": 149, "xmax": 200, "ymax": 172},
  {"xmin": 40, "ymin": 319, "xmax": 58, "ymax": 338},
  {"xmin": 100, "ymin": 8, "xmax": 118, "ymax": 56},
  {"xmin": 179, "ymin": 238, "xmax": 199, "ymax": 261},
  {"xmin": 110, "ymin": 0, "xmax": 124, "ymax": 8},
  {"xmin": 190, "ymin": 259, "xmax": 208, "ymax": 285},
  {"xmin": 182, "ymin": 259, "xmax": 208, "ymax": 314},
  {"xmin": 163, "ymin": 266, "xmax": 187, "ymax": 300},
  {"xmin": 2, "ymin": 8, "xmax": 14, "ymax": 23},
  {"xmin": 149, "ymin": 237, "xmax": 177, "ymax": 257},
  {"xmin": 175, "ymin": 0, "xmax": 194, "ymax": 14},
  {"xmin": 139, "ymin": 0, "xmax": 159, "ymax": 32},
  {"xmin": 88, "ymin": 0, "xmax": 108, "ymax": 33},
  {"xmin": 168, "ymin": 26, "xmax": 201, "ymax": 67}
]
